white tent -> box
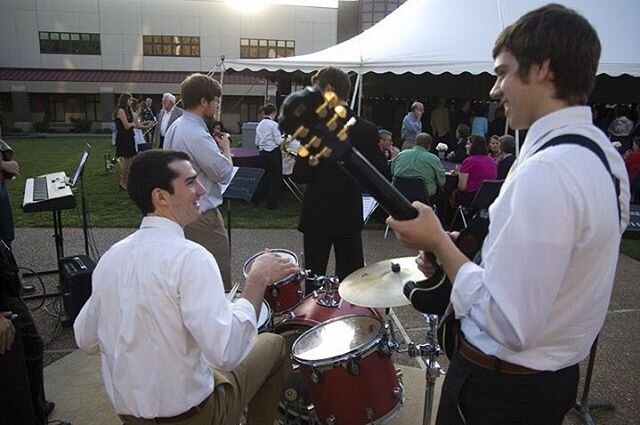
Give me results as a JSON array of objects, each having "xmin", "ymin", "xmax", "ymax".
[{"xmin": 224, "ymin": 0, "xmax": 640, "ymax": 77}]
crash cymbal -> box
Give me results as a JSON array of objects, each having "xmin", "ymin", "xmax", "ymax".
[{"xmin": 338, "ymin": 257, "xmax": 423, "ymax": 308}]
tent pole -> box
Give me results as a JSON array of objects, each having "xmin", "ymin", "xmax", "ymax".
[
  {"xmin": 357, "ymin": 72, "xmax": 363, "ymax": 116},
  {"xmin": 218, "ymin": 56, "xmax": 225, "ymax": 122},
  {"xmin": 350, "ymin": 72, "xmax": 361, "ymax": 110}
]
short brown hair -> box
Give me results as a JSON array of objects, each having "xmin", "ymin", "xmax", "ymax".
[
  {"xmin": 311, "ymin": 66, "xmax": 351, "ymax": 101},
  {"xmin": 180, "ymin": 74, "xmax": 222, "ymax": 109},
  {"xmin": 468, "ymin": 135, "xmax": 488, "ymax": 156},
  {"xmin": 415, "ymin": 133, "xmax": 432, "ymax": 150},
  {"xmin": 493, "ymin": 4, "xmax": 600, "ymax": 105}
]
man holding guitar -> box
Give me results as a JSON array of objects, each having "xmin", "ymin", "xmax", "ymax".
[{"xmin": 388, "ymin": 5, "xmax": 630, "ymax": 425}]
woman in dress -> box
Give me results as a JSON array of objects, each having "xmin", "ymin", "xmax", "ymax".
[
  {"xmin": 113, "ymin": 93, "xmax": 136, "ymax": 190},
  {"xmin": 130, "ymin": 98, "xmax": 152, "ymax": 152}
]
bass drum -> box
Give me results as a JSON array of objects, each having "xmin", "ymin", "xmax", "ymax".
[{"xmin": 275, "ymin": 291, "xmax": 382, "ymax": 423}]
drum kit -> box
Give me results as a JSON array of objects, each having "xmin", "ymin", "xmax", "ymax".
[{"xmin": 242, "ymin": 249, "xmax": 445, "ymax": 425}]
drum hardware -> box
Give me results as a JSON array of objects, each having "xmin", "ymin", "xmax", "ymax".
[
  {"xmin": 312, "ymin": 276, "xmax": 341, "ymax": 308},
  {"xmin": 397, "ymin": 314, "xmax": 442, "ymax": 425}
]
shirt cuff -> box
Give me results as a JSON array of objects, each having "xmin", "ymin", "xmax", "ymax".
[
  {"xmin": 232, "ymin": 298, "xmax": 258, "ymax": 329},
  {"xmin": 450, "ymin": 261, "xmax": 485, "ymax": 318}
]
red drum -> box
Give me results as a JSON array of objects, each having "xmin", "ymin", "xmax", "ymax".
[
  {"xmin": 275, "ymin": 290, "xmax": 384, "ymax": 422},
  {"xmin": 292, "ymin": 315, "xmax": 403, "ymax": 425},
  {"xmin": 242, "ymin": 249, "xmax": 303, "ymax": 314}
]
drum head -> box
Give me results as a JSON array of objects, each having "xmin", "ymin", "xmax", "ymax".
[
  {"xmin": 258, "ymin": 300, "xmax": 271, "ymax": 330},
  {"xmin": 292, "ymin": 315, "xmax": 382, "ymax": 364},
  {"xmin": 243, "ymin": 249, "xmax": 299, "ymax": 279}
]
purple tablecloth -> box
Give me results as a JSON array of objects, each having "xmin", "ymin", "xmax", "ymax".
[{"xmin": 231, "ymin": 147, "xmax": 263, "ymax": 169}]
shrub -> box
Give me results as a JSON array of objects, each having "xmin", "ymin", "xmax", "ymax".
[
  {"xmin": 32, "ymin": 119, "xmax": 49, "ymax": 132},
  {"xmin": 70, "ymin": 117, "xmax": 92, "ymax": 132}
]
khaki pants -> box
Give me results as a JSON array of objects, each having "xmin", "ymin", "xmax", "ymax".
[
  {"xmin": 120, "ymin": 333, "xmax": 286, "ymax": 425},
  {"xmin": 184, "ymin": 208, "xmax": 232, "ymax": 291}
]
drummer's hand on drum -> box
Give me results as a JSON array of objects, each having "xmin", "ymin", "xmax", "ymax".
[
  {"xmin": 386, "ymin": 202, "xmax": 449, "ymax": 253},
  {"xmin": 246, "ymin": 251, "xmax": 300, "ymax": 290}
]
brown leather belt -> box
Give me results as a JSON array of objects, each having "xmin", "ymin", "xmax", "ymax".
[
  {"xmin": 119, "ymin": 394, "xmax": 210, "ymax": 424},
  {"xmin": 458, "ymin": 334, "xmax": 542, "ymax": 375}
]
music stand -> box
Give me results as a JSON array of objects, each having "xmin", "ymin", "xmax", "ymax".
[
  {"xmin": 222, "ymin": 167, "xmax": 265, "ymax": 249},
  {"xmin": 69, "ymin": 144, "xmax": 91, "ymax": 255}
]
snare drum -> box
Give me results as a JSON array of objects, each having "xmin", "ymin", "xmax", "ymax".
[
  {"xmin": 292, "ymin": 315, "xmax": 403, "ymax": 425},
  {"xmin": 275, "ymin": 290, "xmax": 383, "ymax": 421},
  {"xmin": 243, "ymin": 249, "xmax": 303, "ymax": 314}
]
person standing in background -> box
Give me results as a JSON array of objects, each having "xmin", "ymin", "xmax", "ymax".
[
  {"xmin": 153, "ymin": 93, "xmax": 183, "ymax": 149},
  {"xmin": 255, "ymin": 104, "xmax": 283, "ymax": 210},
  {"xmin": 401, "ymin": 101, "xmax": 424, "ymax": 150}
]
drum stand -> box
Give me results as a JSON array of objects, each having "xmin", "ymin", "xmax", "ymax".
[
  {"xmin": 573, "ymin": 336, "xmax": 614, "ymax": 425},
  {"xmin": 398, "ymin": 314, "xmax": 442, "ymax": 425}
]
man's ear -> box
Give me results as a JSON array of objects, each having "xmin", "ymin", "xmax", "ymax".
[
  {"xmin": 535, "ymin": 59, "xmax": 554, "ymax": 83},
  {"xmin": 151, "ymin": 188, "xmax": 169, "ymax": 209}
]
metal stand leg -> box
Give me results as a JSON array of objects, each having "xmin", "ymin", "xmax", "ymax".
[{"xmin": 573, "ymin": 336, "xmax": 614, "ymax": 424}]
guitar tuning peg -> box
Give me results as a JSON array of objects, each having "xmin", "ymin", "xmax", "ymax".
[
  {"xmin": 309, "ymin": 156, "xmax": 320, "ymax": 166},
  {"xmin": 298, "ymin": 145, "xmax": 310, "ymax": 158},
  {"xmin": 323, "ymin": 91, "xmax": 338, "ymax": 108},
  {"xmin": 318, "ymin": 146, "xmax": 333, "ymax": 158},
  {"xmin": 308, "ymin": 135, "xmax": 321, "ymax": 148},
  {"xmin": 334, "ymin": 105, "xmax": 347, "ymax": 119},
  {"xmin": 325, "ymin": 115, "xmax": 339, "ymax": 132},
  {"xmin": 337, "ymin": 128, "xmax": 349, "ymax": 142},
  {"xmin": 292, "ymin": 125, "xmax": 309, "ymax": 139}
]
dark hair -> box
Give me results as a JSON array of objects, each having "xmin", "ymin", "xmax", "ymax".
[
  {"xmin": 499, "ymin": 135, "xmax": 516, "ymax": 154},
  {"xmin": 181, "ymin": 73, "xmax": 222, "ymax": 109},
  {"xmin": 468, "ymin": 135, "xmax": 488, "ymax": 156},
  {"xmin": 415, "ymin": 132, "xmax": 433, "ymax": 149},
  {"xmin": 493, "ymin": 4, "xmax": 600, "ymax": 105},
  {"xmin": 261, "ymin": 103, "xmax": 277, "ymax": 116},
  {"xmin": 311, "ymin": 66, "xmax": 351, "ymax": 101},
  {"xmin": 113, "ymin": 92, "xmax": 132, "ymax": 120},
  {"xmin": 128, "ymin": 150, "xmax": 191, "ymax": 215},
  {"xmin": 456, "ymin": 123, "xmax": 470, "ymax": 139}
]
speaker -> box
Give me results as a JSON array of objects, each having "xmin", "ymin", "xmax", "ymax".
[{"xmin": 59, "ymin": 255, "xmax": 96, "ymax": 326}]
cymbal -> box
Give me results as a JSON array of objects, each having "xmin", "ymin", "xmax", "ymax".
[{"xmin": 338, "ymin": 257, "xmax": 423, "ymax": 308}]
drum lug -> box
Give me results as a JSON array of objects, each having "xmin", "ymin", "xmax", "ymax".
[
  {"xmin": 395, "ymin": 368, "xmax": 403, "ymax": 380},
  {"xmin": 393, "ymin": 385, "xmax": 404, "ymax": 402},
  {"xmin": 325, "ymin": 414, "xmax": 336, "ymax": 425},
  {"xmin": 285, "ymin": 310, "xmax": 296, "ymax": 320},
  {"xmin": 346, "ymin": 357, "xmax": 361, "ymax": 376},
  {"xmin": 365, "ymin": 407, "xmax": 375, "ymax": 422},
  {"xmin": 271, "ymin": 286, "xmax": 279, "ymax": 298},
  {"xmin": 291, "ymin": 362, "xmax": 300, "ymax": 373},
  {"xmin": 311, "ymin": 367, "xmax": 322, "ymax": 383}
]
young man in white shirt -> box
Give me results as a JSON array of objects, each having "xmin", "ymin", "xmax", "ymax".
[
  {"xmin": 74, "ymin": 150, "xmax": 299, "ymax": 425},
  {"xmin": 388, "ymin": 4, "xmax": 630, "ymax": 424},
  {"xmin": 255, "ymin": 103, "xmax": 283, "ymax": 210}
]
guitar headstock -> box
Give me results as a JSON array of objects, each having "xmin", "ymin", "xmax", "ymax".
[{"xmin": 278, "ymin": 86, "xmax": 356, "ymax": 166}]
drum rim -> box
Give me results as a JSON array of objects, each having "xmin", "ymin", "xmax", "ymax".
[
  {"xmin": 242, "ymin": 249, "xmax": 300, "ymax": 285},
  {"xmin": 258, "ymin": 300, "xmax": 272, "ymax": 330},
  {"xmin": 291, "ymin": 314, "xmax": 384, "ymax": 366}
]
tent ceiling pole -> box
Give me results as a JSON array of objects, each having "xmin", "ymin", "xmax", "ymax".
[{"xmin": 350, "ymin": 72, "xmax": 362, "ymax": 110}]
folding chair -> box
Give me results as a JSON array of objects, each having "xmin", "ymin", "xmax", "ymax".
[{"xmin": 450, "ymin": 179, "xmax": 504, "ymax": 230}]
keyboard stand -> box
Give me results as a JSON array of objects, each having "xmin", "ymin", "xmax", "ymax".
[{"xmin": 22, "ymin": 209, "xmax": 66, "ymax": 279}]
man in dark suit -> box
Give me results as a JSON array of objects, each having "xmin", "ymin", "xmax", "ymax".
[
  {"xmin": 292, "ymin": 66, "xmax": 386, "ymax": 285},
  {"xmin": 152, "ymin": 93, "xmax": 184, "ymax": 149}
]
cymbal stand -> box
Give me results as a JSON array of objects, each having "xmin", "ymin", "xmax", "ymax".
[
  {"xmin": 398, "ymin": 314, "xmax": 442, "ymax": 425},
  {"xmin": 573, "ymin": 336, "xmax": 614, "ymax": 424}
]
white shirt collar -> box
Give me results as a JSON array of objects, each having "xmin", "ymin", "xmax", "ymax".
[{"xmin": 140, "ymin": 216, "xmax": 185, "ymax": 238}]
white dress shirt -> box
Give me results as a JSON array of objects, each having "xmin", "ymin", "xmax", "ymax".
[
  {"xmin": 255, "ymin": 117, "xmax": 283, "ymax": 152},
  {"xmin": 452, "ymin": 106, "xmax": 630, "ymax": 371},
  {"xmin": 160, "ymin": 106, "xmax": 175, "ymax": 137},
  {"xmin": 74, "ymin": 217, "xmax": 257, "ymax": 418},
  {"xmin": 164, "ymin": 111, "xmax": 233, "ymax": 211}
]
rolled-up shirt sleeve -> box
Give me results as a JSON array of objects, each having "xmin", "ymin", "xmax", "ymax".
[
  {"xmin": 178, "ymin": 248, "xmax": 257, "ymax": 371},
  {"xmin": 451, "ymin": 160, "xmax": 577, "ymax": 352}
]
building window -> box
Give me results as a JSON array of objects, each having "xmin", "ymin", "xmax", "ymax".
[
  {"xmin": 240, "ymin": 38, "xmax": 295, "ymax": 59},
  {"xmin": 85, "ymin": 94, "xmax": 101, "ymax": 122},
  {"xmin": 361, "ymin": 0, "xmax": 406, "ymax": 30},
  {"xmin": 143, "ymin": 35, "xmax": 200, "ymax": 57},
  {"xmin": 39, "ymin": 32, "xmax": 101, "ymax": 54},
  {"xmin": 45, "ymin": 94, "xmax": 66, "ymax": 122}
]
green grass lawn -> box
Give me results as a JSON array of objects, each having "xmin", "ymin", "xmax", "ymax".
[
  {"xmin": 4, "ymin": 136, "xmax": 638, "ymax": 260},
  {"xmin": 5, "ymin": 136, "xmax": 303, "ymax": 229}
]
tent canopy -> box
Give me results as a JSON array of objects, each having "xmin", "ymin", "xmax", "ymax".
[{"xmin": 225, "ymin": 0, "xmax": 640, "ymax": 77}]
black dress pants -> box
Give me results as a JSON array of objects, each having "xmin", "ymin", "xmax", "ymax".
[
  {"xmin": 260, "ymin": 149, "xmax": 283, "ymax": 209},
  {"xmin": 436, "ymin": 351, "xmax": 579, "ymax": 425},
  {"xmin": 303, "ymin": 233, "xmax": 364, "ymax": 291},
  {"xmin": 0, "ymin": 296, "xmax": 46, "ymax": 425}
]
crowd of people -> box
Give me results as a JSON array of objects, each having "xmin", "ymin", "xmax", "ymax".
[{"xmin": 1, "ymin": 3, "xmax": 637, "ymax": 425}]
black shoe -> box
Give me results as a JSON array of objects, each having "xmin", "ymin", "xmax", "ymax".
[{"xmin": 45, "ymin": 400, "xmax": 55, "ymax": 418}]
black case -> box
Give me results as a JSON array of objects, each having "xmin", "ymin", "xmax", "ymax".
[{"xmin": 59, "ymin": 255, "xmax": 96, "ymax": 325}]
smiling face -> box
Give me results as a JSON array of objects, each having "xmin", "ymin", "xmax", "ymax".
[
  {"xmin": 490, "ymin": 50, "xmax": 541, "ymax": 130},
  {"xmin": 156, "ymin": 160, "xmax": 205, "ymax": 227}
]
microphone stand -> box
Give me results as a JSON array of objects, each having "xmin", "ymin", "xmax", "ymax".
[{"xmin": 573, "ymin": 336, "xmax": 614, "ymax": 424}]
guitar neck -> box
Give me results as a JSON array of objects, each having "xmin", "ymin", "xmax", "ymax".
[{"xmin": 343, "ymin": 148, "xmax": 418, "ymax": 221}]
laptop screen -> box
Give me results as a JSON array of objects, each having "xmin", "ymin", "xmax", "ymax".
[{"xmin": 69, "ymin": 144, "xmax": 91, "ymax": 187}]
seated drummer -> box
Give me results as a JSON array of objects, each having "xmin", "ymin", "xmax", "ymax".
[{"xmin": 74, "ymin": 150, "xmax": 299, "ymax": 425}]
